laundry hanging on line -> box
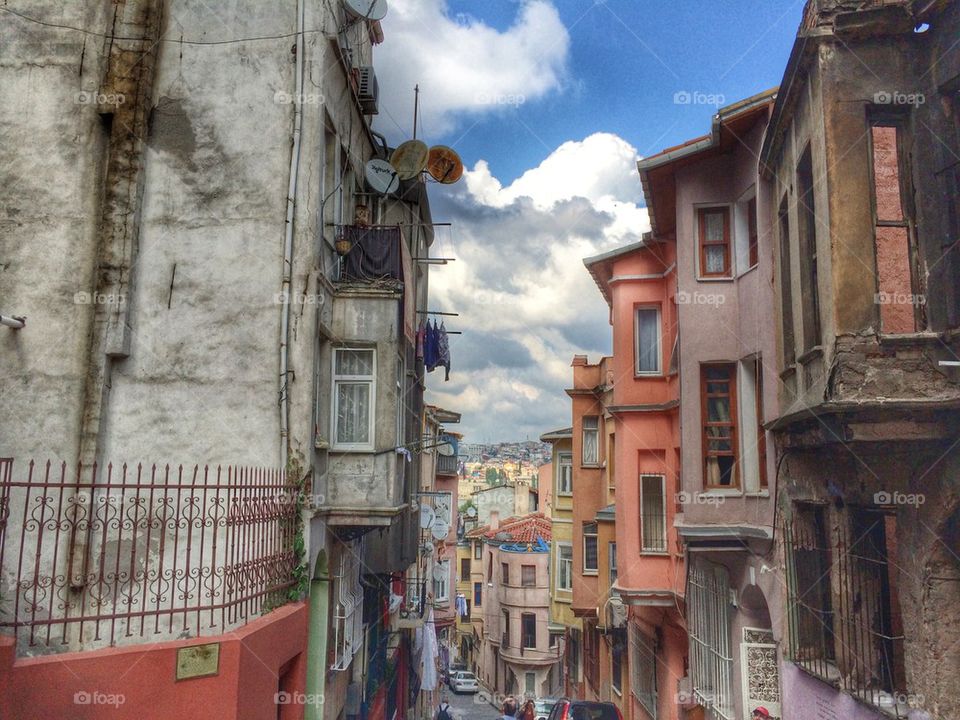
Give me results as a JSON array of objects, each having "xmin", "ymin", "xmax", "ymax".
[{"xmin": 417, "ymin": 319, "xmax": 452, "ymax": 381}]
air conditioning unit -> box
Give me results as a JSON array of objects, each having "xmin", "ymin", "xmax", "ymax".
[
  {"xmin": 358, "ymin": 66, "xmax": 379, "ymax": 115},
  {"xmin": 677, "ymin": 676, "xmax": 697, "ymax": 708}
]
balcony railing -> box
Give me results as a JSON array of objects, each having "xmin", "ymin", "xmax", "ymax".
[
  {"xmin": 0, "ymin": 459, "xmax": 300, "ymax": 653},
  {"xmin": 436, "ymin": 454, "xmax": 458, "ymax": 477},
  {"xmin": 336, "ymin": 225, "xmax": 403, "ymax": 283}
]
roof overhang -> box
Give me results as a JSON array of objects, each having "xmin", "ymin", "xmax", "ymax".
[
  {"xmin": 614, "ymin": 587, "xmax": 684, "ymax": 608},
  {"xmin": 540, "ymin": 427, "xmax": 573, "ymax": 442},
  {"xmin": 638, "ymin": 88, "xmax": 778, "ymax": 237}
]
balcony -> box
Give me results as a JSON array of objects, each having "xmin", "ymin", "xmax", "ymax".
[
  {"xmin": 336, "ymin": 225, "xmax": 403, "ymax": 284},
  {"xmin": 436, "ymin": 454, "xmax": 458, "ymax": 477}
]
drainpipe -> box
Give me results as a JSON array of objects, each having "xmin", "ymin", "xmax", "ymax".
[
  {"xmin": 280, "ymin": 0, "xmax": 305, "ymax": 471},
  {"xmin": 306, "ymin": 550, "xmax": 331, "ymax": 720}
]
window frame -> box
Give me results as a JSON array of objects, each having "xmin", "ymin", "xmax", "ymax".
[
  {"xmin": 433, "ymin": 560, "xmax": 449, "ymax": 602},
  {"xmin": 473, "ymin": 541, "xmax": 482, "ymax": 560},
  {"xmin": 501, "ymin": 562, "xmax": 510, "ymax": 585},
  {"xmin": 608, "ymin": 541, "xmax": 618, "ymax": 588},
  {"xmin": 521, "ymin": 612, "xmax": 537, "ymax": 649},
  {"xmin": 556, "ymin": 542, "xmax": 573, "ymax": 592},
  {"xmin": 640, "ymin": 474, "xmax": 668, "ymax": 553},
  {"xmin": 521, "ymin": 564, "xmax": 536, "ymax": 587},
  {"xmin": 581, "ymin": 416, "xmax": 600, "ymax": 466},
  {"xmin": 634, "ymin": 305, "xmax": 662, "ymax": 376},
  {"xmin": 583, "ymin": 522, "xmax": 599, "ymax": 575},
  {"xmin": 331, "ymin": 347, "xmax": 377, "ymax": 451},
  {"xmin": 557, "ymin": 452, "xmax": 573, "ymax": 496},
  {"xmin": 697, "ymin": 205, "xmax": 733, "ymax": 279},
  {"xmin": 473, "ymin": 581, "xmax": 482, "ymax": 607},
  {"xmin": 701, "ymin": 363, "xmax": 740, "ymax": 490},
  {"xmin": 796, "ymin": 145, "xmax": 822, "ymax": 351}
]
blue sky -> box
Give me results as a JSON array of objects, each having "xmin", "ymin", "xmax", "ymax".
[{"xmin": 373, "ymin": 0, "xmax": 805, "ymax": 443}]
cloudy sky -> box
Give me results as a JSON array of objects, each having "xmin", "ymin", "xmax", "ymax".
[{"xmin": 372, "ymin": 0, "xmax": 802, "ymax": 443}]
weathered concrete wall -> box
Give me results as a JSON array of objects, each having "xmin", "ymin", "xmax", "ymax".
[{"xmin": 775, "ymin": 441, "xmax": 960, "ymax": 720}]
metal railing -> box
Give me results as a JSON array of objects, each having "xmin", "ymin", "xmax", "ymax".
[
  {"xmin": 0, "ymin": 459, "xmax": 300, "ymax": 653},
  {"xmin": 783, "ymin": 506, "xmax": 910, "ymax": 717}
]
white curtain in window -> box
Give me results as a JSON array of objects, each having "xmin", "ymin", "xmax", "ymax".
[
  {"xmin": 636, "ymin": 309, "xmax": 660, "ymax": 373},
  {"xmin": 704, "ymin": 211, "xmax": 726, "ymax": 273},
  {"xmin": 582, "ymin": 419, "xmax": 599, "ymax": 464},
  {"xmin": 336, "ymin": 382, "xmax": 370, "ymax": 444}
]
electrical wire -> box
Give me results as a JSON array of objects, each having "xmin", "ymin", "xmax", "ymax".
[{"xmin": 2, "ymin": 5, "xmax": 331, "ymax": 46}]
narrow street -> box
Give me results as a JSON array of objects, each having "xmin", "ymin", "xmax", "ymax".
[{"xmin": 1, "ymin": 2, "xmax": 958, "ymax": 720}]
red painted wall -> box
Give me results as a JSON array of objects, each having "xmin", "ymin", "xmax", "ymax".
[{"xmin": 1, "ymin": 603, "xmax": 308, "ymax": 720}]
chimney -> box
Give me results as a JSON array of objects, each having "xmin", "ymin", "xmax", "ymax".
[{"xmin": 490, "ymin": 510, "xmax": 499, "ymax": 531}]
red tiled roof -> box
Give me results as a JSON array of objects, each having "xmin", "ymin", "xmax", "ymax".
[{"xmin": 465, "ymin": 512, "xmax": 551, "ymax": 543}]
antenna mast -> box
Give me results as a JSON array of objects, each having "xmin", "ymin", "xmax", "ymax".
[{"xmin": 413, "ymin": 84, "xmax": 420, "ymax": 140}]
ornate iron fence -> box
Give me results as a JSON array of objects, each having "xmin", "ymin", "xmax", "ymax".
[{"xmin": 0, "ymin": 458, "xmax": 301, "ymax": 653}]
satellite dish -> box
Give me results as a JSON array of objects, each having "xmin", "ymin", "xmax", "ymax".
[
  {"xmin": 391, "ymin": 140, "xmax": 429, "ymax": 180},
  {"xmin": 432, "ymin": 563, "xmax": 448, "ymax": 581},
  {"xmin": 343, "ymin": 0, "xmax": 388, "ymax": 21},
  {"xmin": 466, "ymin": 506, "xmax": 477, "ymax": 518},
  {"xmin": 426, "ymin": 146, "xmax": 464, "ymax": 184},
  {"xmin": 422, "ymin": 541, "xmax": 435, "ymax": 555},
  {"xmin": 431, "ymin": 518, "xmax": 450, "ymax": 540},
  {"xmin": 420, "ymin": 504, "xmax": 436, "ymax": 530},
  {"xmin": 365, "ymin": 158, "xmax": 399, "ymax": 195},
  {"xmin": 438, "ymin": 441, "xmax": 455, "ymax": 457}
]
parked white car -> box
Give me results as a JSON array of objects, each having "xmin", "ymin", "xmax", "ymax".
[{"xmin": 449, "ymin": 670, "xmax": 479, "ymax": 694}]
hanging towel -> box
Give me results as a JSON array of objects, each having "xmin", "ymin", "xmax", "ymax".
[
  {"xmin": 438, "ymin": 322, "xmax": 451, "ymax": 381},
  {"xmin": 416, "ymin": 320, "xmax": 426, "ymax": 361},
  {"xmin": 425, "ymin": 320, "xmax": 439, "ymax": 372}
]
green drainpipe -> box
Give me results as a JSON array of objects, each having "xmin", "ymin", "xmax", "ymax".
[{"xmin": 305, "ymin": 550, "xmax": 330, "ymax": 720}]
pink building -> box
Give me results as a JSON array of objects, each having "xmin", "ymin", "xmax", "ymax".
[
  {"xmin": 637, "ymin": 89, "xmax": 782, "ymax": 720},
  {"xmin": 577, "ymin": 239, "xmax": 686, "ymax": 720},
  {"xmin": 469, "ymin": 512, "xmax": 560, "ymax": 699}
]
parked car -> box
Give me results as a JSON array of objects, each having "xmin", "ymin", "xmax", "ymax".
[
  {"xmin": 545, "ymin": 700, "xmax": 623, "ymax": 720},
  {"xmin": 534, "ymin": 698, "xmax": 558, "ymax": 720},
  {"xmin": 449, "ymin": 670, "xmax": 479, "ymax": 694}
]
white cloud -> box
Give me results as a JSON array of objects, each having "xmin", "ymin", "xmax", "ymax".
[
  {"xmin": 374, "ymin": 0, "xmax": 570, "ymax": 136},
  {"xmin": 424, "ymin": 134, "xmax": 650, "ymax": 441}
]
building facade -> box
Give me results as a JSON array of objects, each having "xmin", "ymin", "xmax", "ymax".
[
  {"xmin": 0, "ymin": 3, "xmax": 445, "ymax": 719},
  {"xmin": 469, "ymin": 512, "xmax": 560, "ymax": 700},
  {"xmin": 760, "ymin": 2, "xmax": 960, "ymax": 719},
  {"xmin": 639, "ymin": 89, "xmax": 783, "ymax": 720}
]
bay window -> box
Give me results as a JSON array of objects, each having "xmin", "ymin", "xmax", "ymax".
[
  {"xmin": 701, "ymin": 364, "xmax": 739, "ymax": 489},
  {"xmin": 333, "ymin": 348, "xmax": 375, "ymax": 449}
]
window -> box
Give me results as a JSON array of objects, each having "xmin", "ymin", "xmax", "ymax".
[
  {"xmin": 608, "ymin": 542, "xmax": 618, "ymax": 588},
  {"xmin": 433, "ymin": 560, "xmax": 449, "ymax": 602},
  {"xmin": 557, "ymin": 452, "xmax": 573, "ymax": 495},
  {"xmin": 474, "ymin": 581, "xmax": 482, "ymax": 607},
  {"xmin": 583, "ymin": 522, "xmax": 598, "ymax": 573},
  {"xmin": 461, "ymin": 558, "xmax": 471, "ymax": 580},
  {"xmin": 735, "ymin": 189, "xmax": 758, "ymax": 274},
  {"xmin": 333, "ymin": 348, "xmax": 375, "ymax": 448},
  {"xmin": 739, "ymin": 357, "xmax": 767, "ymax": 492},
  {"xmin": 701, "ymin": 364, "xmax": 739, "ymax": 489},
  {"xmin": 869, "ymin": 121, "xmax": 921, "ymax": 333},
  {"xmin": 487, "ymin": 552, "xmax": 492, "ymax": 583},
  {"xmin": 631, "ymin": 625, "xmax": 658, "ymax": 718},
  {"xmin": 522, "ymin": 613, "xmax": 537, "ymax": 649},
  {"xmin": 502, "ymin": 610, "xmax": 510, "ymax": 648},
  {"xmin": 796, "ymin": 147, "xmax": 822, "ymax": 350},
  {"xmin": 698, "ymin": 206, "xmax": 732, "ymax": 277},
  {"xmin": 635, "ymin": 307, "xmax": 661, "ymax": 374},
  {"xmin": 501, "ymin": 562, "xmax": 509, "ymax": 585},
  {"xmin": 778, "ymin": 196, "xmax": 796, "ymax": 364},
  {"xmin": 611, "ymin": 631, "xmax": 625, "ymax": 695},
  {"xmin": 474, "ymin": 541, "xmax": 482, "ymax": 560},
  {"xmin": 583, "ymin": 623, "xmax": 600, "ymax": 690},
  {"xmin": 557, "ymin": 543, "xmax": 573, "ymax": 591},
  {"xmin": 785, "ymin": 504, "xmax": 835, "ymax": 669},
  {"xmin": 640, "ymin": 475, "xmax": 667, "ymax": 552},
  {"xmin": 582, "ymin": 416, "xmax": 599, "ymax": 465},
  {"xmin": 525, "ymin": 671, "xmax": 536, "ymax": 694},
  {"xmin": 688, "ymin": 562, "xmax": 732, "ymax": 719},
  {"xmin": 521, "ymin": 565, "xmax": 536, "ymax": 587},
  {"xmin": 566, "ymin": 628, "xmax": 580, "ymax": 683}
]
